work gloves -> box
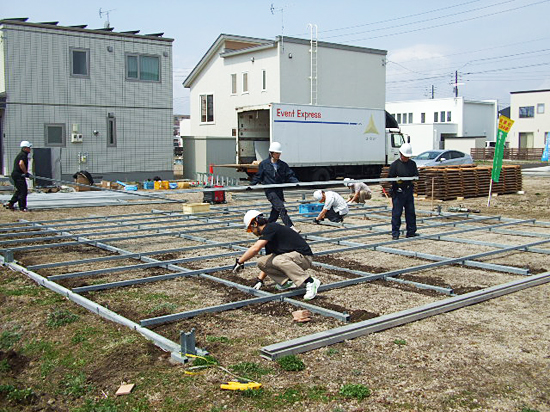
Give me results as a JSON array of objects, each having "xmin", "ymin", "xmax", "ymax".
[
  {"xmin": 313, "ymin": 218, "xmax": 321, "ymax": 224},
  {"xmin": 252, "ymin": 278, "xmax": 264, "ymax": 290},
  {"xmin": 231, "ymin": 258, "xmax": 245, "ymax": 273}
]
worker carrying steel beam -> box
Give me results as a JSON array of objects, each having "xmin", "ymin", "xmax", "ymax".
[
  {"xmin": 4, "ymin": 141, "xmax": 33, "ymax": 212},
  {"xmin": 231, "ymin": 210, "xmax": 321, "ymax": 300},
  {"xmin": 388, "ymin": 143, "xmax": 419, "ymax": 240},
  {"xmin": 250, "ymin": 142, "xmax": 300, "ymax": 233}
]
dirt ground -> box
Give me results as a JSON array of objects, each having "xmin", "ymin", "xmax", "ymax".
[{"xmin": 0, "ymin": 172, "xmax": 549, "ymax": 412}]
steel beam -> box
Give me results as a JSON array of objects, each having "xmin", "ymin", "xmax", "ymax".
[{"xmin": 260, "ymin": 271, "xmax": 550, "ymax": 360}]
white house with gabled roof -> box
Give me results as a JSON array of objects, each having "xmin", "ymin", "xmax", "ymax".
[{"xmin": 182, "ymin": 33, "xmax": 387, "ymax": 178}]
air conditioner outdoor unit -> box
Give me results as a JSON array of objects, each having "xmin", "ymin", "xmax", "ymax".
[{"xmin": 71, "ymin": 133, "xmax": 83, "ymax": 143}]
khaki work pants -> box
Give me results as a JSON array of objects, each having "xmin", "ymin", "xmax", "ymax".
[
  {"xmin": 257, "ymin": 251, "xmax": 312, "ymax": 287},
  {"xmin": 351, "ymin": 190, "xmax": 372, "ymax": 203}
]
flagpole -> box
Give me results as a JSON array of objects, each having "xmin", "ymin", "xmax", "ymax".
[{"xmin": 487, "ymin": 178, "xmax": 493, "ymax": 207}]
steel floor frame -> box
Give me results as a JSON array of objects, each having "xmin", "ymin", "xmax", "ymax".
[{"xmin": 1, "ymin": 203, "xmax": 549, "ymax": 363}]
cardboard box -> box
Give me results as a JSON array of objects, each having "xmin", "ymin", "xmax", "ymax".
[{"xmin": 183, "ymin": 203, "xmax": 210, "ymax": 214}]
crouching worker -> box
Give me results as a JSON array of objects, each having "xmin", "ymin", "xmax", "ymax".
[
  {"xmin": 231, "ymin": 210, "xmax": 321, "ymax": 300},
  {"xmin": 343, "ymin": 178, "xmax": 372, "ymax": 204},
  {"xmin": 312, "ymin": 189, "xmax": 349, "ymax": 224}
]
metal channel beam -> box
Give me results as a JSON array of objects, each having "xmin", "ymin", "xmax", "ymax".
[
  {"xmin": 314, "ymin": 261, "xmax": 454, "ymax": 295},
  {"xmin": 439, "ymin": 236, "xmax": 550, "ymax": 256},
  {"xmin": 260, "ymin": 271, "xmax": 550, "ymax": 360},
  {"xmin": 0, "ymin": 256, "xmax": 206, "ymax": 363}
]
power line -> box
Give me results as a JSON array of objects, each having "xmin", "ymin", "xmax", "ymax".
[{"xmin": 342, "ymin": 0, "xmax": 550, "ymax": 43}]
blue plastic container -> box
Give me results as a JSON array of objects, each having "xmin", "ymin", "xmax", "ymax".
[
  {"xmin": 169, "ymin": 182, "xmax": 178, "ymax": 189},
  {"xmin": 143, "ymin": 181, "xmax": 154, "ymax": 190},
  {"xmin": 298, "ymin": 203, "xmax": 324, "ymax": 214}
]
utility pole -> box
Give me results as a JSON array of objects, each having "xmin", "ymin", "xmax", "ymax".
[{"xmin": 454, "ymin": 71, "xmax": 458, "ymax": 97}]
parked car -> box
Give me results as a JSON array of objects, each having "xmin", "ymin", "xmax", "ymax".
[{"xmin": 413, "ymin": 150, "xmax": 474, "ymax": 168}]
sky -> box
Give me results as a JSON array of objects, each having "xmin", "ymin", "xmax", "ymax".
[{"xmin": 3, "ymin": 0, "xmax": 550, "ymax": 114}]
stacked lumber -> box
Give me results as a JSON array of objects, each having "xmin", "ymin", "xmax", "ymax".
[{"xmin": 381, "ymin": 165, "xmax": 522, "ymax": 200}]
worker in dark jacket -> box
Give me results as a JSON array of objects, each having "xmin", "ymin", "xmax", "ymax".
[
  {"xmin": 251, "ymin": 142, "xmax": 300, "ymax": 232},
  {"xmin": 4, "ymin": 141, "xmax": 33, "ymax": 212},
  {"xmin": 388, "ymin": 143, "xmax": 419, "ymax": 240}
]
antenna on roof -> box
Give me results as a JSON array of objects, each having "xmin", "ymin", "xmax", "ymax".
[
  {"xmin": 99, "ymin": 7, "xmax": 115, "ymax": 29},
  {"xmin": 270, "ymin": 3, "xmax": 285, "ymax": 51}
]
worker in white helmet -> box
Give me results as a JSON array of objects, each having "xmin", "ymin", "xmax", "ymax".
[
  {"xmin": 388, "ymin": 143, "xmax": 419, "ymax": 240},
  {"xmin": 250, "ymin": 142, "xmax": 300, "ymax": 233},
  {"xmin": 4, "ymin": 141, "xmax": 33, "ymax": 212},
  {"xmin": 343, "ymin": 178, "xmax": 372, "ymax": 204},
  {"xmin": 231, "ymin": 210, "xmax": 321, "ymax": 300},
  {"xmin": 312, "ymin": 189, "xmax": 349, "ymax": 224}
]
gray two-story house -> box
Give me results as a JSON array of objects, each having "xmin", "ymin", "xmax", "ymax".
[{"xmin": 0, "ymin": 18, "xmax": 174, "ymax": 182}]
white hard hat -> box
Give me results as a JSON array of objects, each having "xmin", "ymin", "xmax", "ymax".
[
  {"xmin": 343, "ymin": 178, "xmax": 352, "ymax": 187},
  {"xmin": 243, "ymin": 210, "xmax": 262, "ymax": 232},
  {"xmin": 20, "ymin": 141, "xmax": 33, "ymax": 148},
  {"xmin": 313, "ymin": 190, "xmax": 323, "ymax": 201},
  {"xmin": 268, "ymin": 141, "xmax": 282, "ymax": 153},
  {"xmin": 399, "ymin": 143, "xmax": 413, "ymax": 157}
]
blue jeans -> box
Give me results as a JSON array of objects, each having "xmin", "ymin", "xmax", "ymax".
[{"xmin": 391, "ymin": 186, "xmax": 416, "ymax": 238}]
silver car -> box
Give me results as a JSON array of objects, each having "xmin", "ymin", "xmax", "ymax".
[{"xmin": 413, "ymin": 149, "xmax": 474, "ymax": 168}]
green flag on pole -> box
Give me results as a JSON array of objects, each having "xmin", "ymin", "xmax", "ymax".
[{"xmin": 492, "ymin": 115, "xmax": 514, "ymax": 182}]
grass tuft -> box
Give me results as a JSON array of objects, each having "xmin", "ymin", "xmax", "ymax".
[
  {"xmin": 276, "ymin": 354, "xmax": 305, "ymax": 371},
  {"xmin": 46, "ymin": 308, "xmax": 79, "ymax": 328},
  {"xmin": 339, "ymin": 383, "xmax": 371, "ymax": 400}
]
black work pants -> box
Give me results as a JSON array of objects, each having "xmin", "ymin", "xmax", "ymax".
[
  {"xmin": 325, "ymin": 208, "xmax": 346, "ymax": 223},
  {"xmin": 391, "ymin": 186, "xmax": 416, "ymax": 238},
  {"xmin": 9, "ymin": 176, "xmax": 28, "ymax": 210},
  {"xmin": 266, "ymin": 191, "xmax": 293, "ymax": 227}
]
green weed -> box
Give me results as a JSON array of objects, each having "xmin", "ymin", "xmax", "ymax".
[
  {"xmin": 393, "ymin": 339, "xmax": 407, "ymax": 346},
  {"xmin": 205, "ymin": 335, "xmax": 230, "ymax": 343},
  {"xmin": 46, "ymin": 308, "xmax": 79, "ymax": 328},
  {"xmin": 276, "ymin": 354, "xmax": 305, "ymax": 371},
  {"xmin": 0, "ymin": 359, "xmax": 10, "ymax": 373},
  {"xmin": 521, "ymin": 408, "xmax": 540, "ymax": 412},
  {"xmin": 307, "ymin": 385, "xmax": 330, "ymax": 402},
  {"xmin": 146, "ymin": 302, "xmax": 177, "ymax": 315},
  {"xmin": 230, "ymin": 361, "xmax": 273, "ymax": 380},
  {"xmin": 339, "ymin": 383, "xmax": 371, "ymax": 400},
  {"xmin": 74, "ymin": 398, "xmax": 119, "ymax": 412},
  {"xmin": 326, "ymin": 348, "xmax": 339, "ymax": 356},
  {"xmin": 0, "ymin": 384, "xmax": 37, "ymax": 405},
  {"xmin": 0, "ymin": 330, "xmax": 21, "ymax": 350},
  {"xmin": 192, "ymin": 354, "xmax": 219, "ymax": 366},
  {"xmin": 62, "ymin": 372, "xmax": 92, "ymax": 397},
  {"xmin": 278, "ymin": 388, "xmax": 303, "ymax": 403},
  {"xmin": 0, "ymin": 285, "xmax": 39, "ymax": 297}
]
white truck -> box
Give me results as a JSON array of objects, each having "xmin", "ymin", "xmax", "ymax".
[{"xmin": 231, "ymin": 103, "xmax": 407, "ymax": 181}]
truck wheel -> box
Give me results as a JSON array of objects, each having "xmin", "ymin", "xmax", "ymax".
[{"xmin": 311, "ymin": 168, "xmax": 330, "ymax": 182}]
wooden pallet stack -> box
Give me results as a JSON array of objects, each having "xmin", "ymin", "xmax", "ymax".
[{"xmin": 380, "ymin": 165, "xmax": 522, "ymax": 200}]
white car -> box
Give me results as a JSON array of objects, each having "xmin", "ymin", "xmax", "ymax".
[{"xmin": 414, "ymin": 150, "xmax": 474, "ymax": 168}]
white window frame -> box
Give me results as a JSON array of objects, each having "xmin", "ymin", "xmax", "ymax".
[
  {"xmin": 434, "ymin": 112, "xmax": 439, "ymax": 122},
  {"xmin": 231, "ymin": 74, "xmax": 237, "ymax": 95},
  {"xmin": 408, "ymin": 113, "xmax": 413, "ymax": 123},
  {"xmin": 519, "ymin": 106, "xmax": 535, "ymax": 118},
  {"xmin": 242, "ymin": 72, "xmax": 249, "ymax": 94},
  {"xmin": 45, "ymin": 123, "xmax": 66, "ymax": 147},
  {"xmin": 200, "ymin": 94, "xmax": 214, "ymax": 124},
  {"xmin": 70, "ymin": 47, "xmax": 90, "ymax": 78},
  {"xmin": 447, "ymin": 111, "xmax": 452, "ymax": 122},
  {"xmin": 537, "ymin": 103, "xmax": 545, "ymax": 114},
  {"xmin": 261, "ymin": 70, "xmax": 267, "ymax": 91},
  {"xmin": 125, "ymin": 53, "xmax": 161, "ymax": 82}
]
